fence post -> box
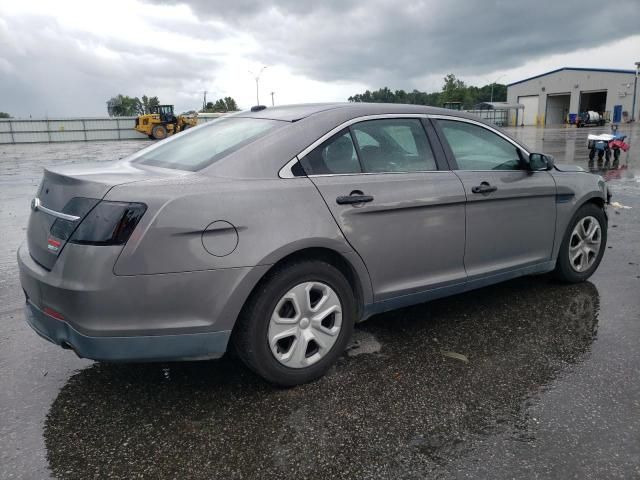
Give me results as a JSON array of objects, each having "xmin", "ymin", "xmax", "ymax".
[
  {"xmin": 46, "ymin": 119, "xmax": 51, "ymax": 143},
  {"xmin": 9, "ymin": 119, "xmax": 15, "ymax": 144},
  {"xmin": 116, "ymin": 118, "xmax": 121, "ymax": 140},
  {"xmin": 82, "ymin": 119, "xmax": 87, "ymax": 141}
]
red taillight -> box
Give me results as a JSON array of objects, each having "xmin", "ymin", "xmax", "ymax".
[{"xmin": 43, "ymin": 306, "xmax": 65, "ymax": 321}]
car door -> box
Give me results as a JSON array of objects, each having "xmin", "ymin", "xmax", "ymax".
[
  {"xmin": 433, "ymin": 117, "xmax": 557, "ymax": 279},
  {"xmin": 298, "ymin": 117, "xmax": 467, "ymax": 301}
]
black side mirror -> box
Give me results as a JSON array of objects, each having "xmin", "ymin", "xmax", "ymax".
[{"xmin": 529, "ymin": 153, "xmax": 554, "ymax": 171}]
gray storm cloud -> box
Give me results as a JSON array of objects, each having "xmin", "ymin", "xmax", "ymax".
[
  {"xmin": 148, "ymin": 0, "xmax": 640, "ymax": 84},
  {"xmin": 1, "ymin": 0, "xmax": 638, "ymax": 116}
]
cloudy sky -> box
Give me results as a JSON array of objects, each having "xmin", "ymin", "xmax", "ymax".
[{"xmin": 1, "ymin": 0, "xmax": 639, "ymax": 117}]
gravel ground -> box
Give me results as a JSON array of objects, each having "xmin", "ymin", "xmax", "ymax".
[{"xmin": 1, "ymin": 125, "xmax": 639, "ymax": 479}]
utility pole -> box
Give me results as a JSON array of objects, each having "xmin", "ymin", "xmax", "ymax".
[
  {"xmin": 249, "ymin": 66, "xmax": 268, "ymax": 105},
  {"xmin": 202, "ymin": 91, "xmax": 207, "ymax": 111},
  {"xmin": 270, "ymin": 91, "xmax": 275, "ymax": 106},
  {"xmin": 632, "ymin": 62, "xmax": 640, "ymax": 122}
]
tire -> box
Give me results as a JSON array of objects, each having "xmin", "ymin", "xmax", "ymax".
[
  {"xmin": 151, "ymin": 124, "xmax": 168, "ymax": 140},
  {"xmin": 232, "ymin": 260, "xmax": 356, "ymax": 386},
  {"xmin": 553, "ymin": 203, "xmax": 607, "ymax": 283}
]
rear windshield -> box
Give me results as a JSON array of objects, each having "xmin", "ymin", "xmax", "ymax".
[{"xmin": 132, "ymin": 117, "xmax": 283, "ymax": 171}]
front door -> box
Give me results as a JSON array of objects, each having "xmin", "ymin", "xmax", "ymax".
[
  {"xmin": 434, "ymin": 118, "xmax": 557, "ymax": 279},
  {"xmin": 300, "ymin": 117, "xmax": 467, "ymax": 301}
]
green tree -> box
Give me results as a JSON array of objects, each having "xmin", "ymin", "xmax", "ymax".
[
  {"xmin": 348, "ymin": 75, "xmax": 507, "ymax": 109},
  {"xmin": 107, "ymin": 94, "xmax": 161, "ymax": 116},
  {"xmin": 141, "ymin": 95, "xmax": 160, "ymax": 114},
  {"xmin": 0, "ymin": 112, "xmax": 11, "ymax": 118},
  {"xmin": 200, "ymin": 97, "xmax": 240, "ymax": 113}
]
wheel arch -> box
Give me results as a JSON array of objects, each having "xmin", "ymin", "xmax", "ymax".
[
  {"xmin": 226, "ymin": 244, "xmax": 373, "ymax": 344},
  {"xmin": 552, "ymin": 190, "xmax": 607, "ymax": 262}
]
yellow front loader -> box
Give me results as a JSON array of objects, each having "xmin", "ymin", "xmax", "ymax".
[{"xmin": 135, "ymin": 105, "xmax": 198, "ymax": 140}]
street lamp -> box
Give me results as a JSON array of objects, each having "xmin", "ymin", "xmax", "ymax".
[
  {"xmin": 490, "ymin": 74, "xmax": 506, "ymax": 103},
  {"xmin": 248, "ymin": 66, "xmax": 268, "ymax": 106},
  {"xmin": 632, "ymin": 61, "xmax": 640, "ymax": 122}
]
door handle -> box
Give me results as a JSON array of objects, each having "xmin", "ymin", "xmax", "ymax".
[
  {"xmin": 336, "ymin": 193, "xmax": 374, "ymax": 205},
  {"xmin": 471, "ymin": 182, "xmax": 498, "ymax": 194}
]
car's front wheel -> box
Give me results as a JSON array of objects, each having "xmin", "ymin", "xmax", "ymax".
[
  {"xmin": 554, "ymin": 203, "xmax": 607, "ymax": 282},
  {"xmin": 233, "ymin": 260, "xmax": 356, "ymax": 386}
]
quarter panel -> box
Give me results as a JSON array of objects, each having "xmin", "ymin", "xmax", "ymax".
[{"xmin": 109, "ymin": 176, "xmax": 352, "ymax": 275}]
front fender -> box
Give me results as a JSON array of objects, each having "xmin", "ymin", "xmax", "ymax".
[{"xmin": 552, "ymin": 172, "xmax": 607, "ymax": 260}]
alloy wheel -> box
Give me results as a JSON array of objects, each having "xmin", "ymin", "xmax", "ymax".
[{"xmin": 569, "ymin": 216, "xmax": 602, "ymax": 273}]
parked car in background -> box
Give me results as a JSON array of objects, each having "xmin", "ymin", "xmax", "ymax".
[{"xmin": 18, "ymin": 103, "xmax": 609, "ymax": 385}]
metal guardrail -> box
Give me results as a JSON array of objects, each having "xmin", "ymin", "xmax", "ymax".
[{"xmin": 0, "ymin": 115, "xmax": 221, "ymax": 144}]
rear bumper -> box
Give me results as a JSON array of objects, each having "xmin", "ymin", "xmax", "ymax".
[
  {"xmin": 17, "ymin": 241, "xmax": 268, "ymax": 361},
  {"xmin": 24, "ymin": 300, "xmax": 230, "ymax": 361}
]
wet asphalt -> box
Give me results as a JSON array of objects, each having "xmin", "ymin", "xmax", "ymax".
[{"xmin": 1, "ymin": 124, "xmax": 639, "ymax": 479}]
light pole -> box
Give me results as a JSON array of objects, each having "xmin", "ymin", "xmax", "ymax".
[
  {"xmin": 632, "ymin": 61, "xmax": 640, "ymax": 122},
  {"xmin": 249, "ymin": 66, "xmax": 268, "ymax": 106},
  {"xmin": 490, "ymin": 74, "xmax": 505, "ymax": 103}
]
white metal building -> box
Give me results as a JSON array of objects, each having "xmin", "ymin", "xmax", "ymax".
[{"xmin": 506, "ymin": 67, "xmax": 639, "ymax": 126}]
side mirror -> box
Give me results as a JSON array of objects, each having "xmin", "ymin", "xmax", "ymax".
[{"xmin": 529, "ymin": 153, "xmax": 554, "ymax": 171}]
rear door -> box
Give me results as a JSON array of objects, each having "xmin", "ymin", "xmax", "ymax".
[
  {"xmin": 433, "ymin": 117, "xmax": 556, "ymax": 279},
  {"xmin": 300, "ymin": 117, "xmax": 466, "ymax": 301}
]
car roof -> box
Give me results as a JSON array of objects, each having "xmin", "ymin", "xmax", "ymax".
[{"xmin": 234, "ymin": 102, "xmax": 483, "ymax": 122}]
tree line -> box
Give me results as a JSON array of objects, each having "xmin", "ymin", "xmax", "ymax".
[
  {"xmin": 348, "ymin": 74, "xmax": 507, "ymax": 109},
  {"xmin": 106, "ymin": 94, "xmax": 240, "ymax": 116}
]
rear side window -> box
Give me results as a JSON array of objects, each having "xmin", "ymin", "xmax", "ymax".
[
  {"xmin": 298, "ymin": 118, "xmax": 437, "ymax": 176},
  {"xmin": 132, "ymin": 117, "xmax": 283, "ymax": 171},
  {"xmin": 351, "ymin": 119, "xmax": 437, "ymax": 173},
  {"xmin": 299, "ymin": 129, "xmax": 361, "ymax": 175}
]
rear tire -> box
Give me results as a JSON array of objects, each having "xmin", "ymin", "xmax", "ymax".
[
  {"xmin": 151, "ymin": 124, "xmax": 168, "ymax": 140},
  {"xmin": 553, "ymin": 203, "xmax": 607, "ymax": 283},
  {"xmin": 232, "ymin": 260, "xmax": 356, "ymax": 386}
]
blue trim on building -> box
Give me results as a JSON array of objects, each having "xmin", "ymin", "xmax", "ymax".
[{"xmin": 508, "ymin": 67, "xmax": 636, "ymax": 87}]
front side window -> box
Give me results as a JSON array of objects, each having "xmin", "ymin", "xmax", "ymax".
[
  {"xmin": 351, "ymin": 119, "xmax": 437, "ymax": 173},
  {"xmin": 299, "ymin": 129, "xmax": 361, "ymax": 175},
  {"xmin": 438, "ymin": 120, "xmax": 523, "ymax": 171},
  {"xmin": 132, "ymin": 117, "xmax": 283, "ymax": 171}
]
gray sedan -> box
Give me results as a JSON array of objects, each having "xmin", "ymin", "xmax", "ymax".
[{"xmin": 18, "ymin": 103, "xmax": 609, "ymax": 385}]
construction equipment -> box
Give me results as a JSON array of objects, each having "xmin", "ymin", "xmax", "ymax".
[{"xmin": 135, "ymin": 105, "xmax": 198, "ymax": 140}]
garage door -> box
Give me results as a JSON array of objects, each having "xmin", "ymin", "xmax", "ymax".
[{"xmin": 518, "ymin": 95, "xmax": 539, "ymax": 126}]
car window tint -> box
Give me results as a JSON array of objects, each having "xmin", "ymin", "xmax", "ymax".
[
  {"xmin": 300, "ymin": 129, "xmax": 361, "ymax": 175},
  {"xmin": 354, "ymin": 130, "xmax": 379, "ymax": 148},
  {"xmin": 132, "ymin": 117, "xmax": 283, "ymax": 171},
  {"xmin": 351, "ymin": 119, "xmax": 437, "ymax": 173},
  {"xmin": 438, "ymin": 120, "xmax": 523, "ymax": 171}
]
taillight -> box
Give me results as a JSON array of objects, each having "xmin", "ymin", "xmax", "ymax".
[
  {"xmin": 49, "ymin": 198, "xmax": 100, "ymax": 240},
  {"xmin": 69, "ymin": 201, "xmax": 146, "ymax": 246},
  {"xmin": 49, "ymin": 199, "xmax": 146, "ymax": 247}
]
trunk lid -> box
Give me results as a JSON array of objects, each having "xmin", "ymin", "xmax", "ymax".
[{"xmin": 27, "ymin": 161, "xmax": 173, "ymax": 270}]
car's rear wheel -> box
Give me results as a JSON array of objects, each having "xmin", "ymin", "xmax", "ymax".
[
  {"xmin": 554, "ymin": 203, "xmax": 607, "ymax": 282},
  {"xmin": 233, "ymin": 260, "xmax": 356, "ymax": 386}
]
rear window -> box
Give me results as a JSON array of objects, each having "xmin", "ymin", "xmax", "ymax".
[{"xmin": 132, "ymin": 117, "xmax": 283, "ymax": 171}]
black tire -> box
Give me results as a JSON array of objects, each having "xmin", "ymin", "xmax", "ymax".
[
  {"xmin": 553, "ymin": 203, "xmax": 607, "ymax": 283},
  {"xmin": 151, "ymin": 124, "xmax": 168, "ymax": 140},
  {"xmin": 232, "ymin": 260, "xmax": 356, "ymax": 386}
]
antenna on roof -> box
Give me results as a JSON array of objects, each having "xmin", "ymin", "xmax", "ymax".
[{"xmin": 251, "ymin": 105, "xmax": 267, "ymax": 112}]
